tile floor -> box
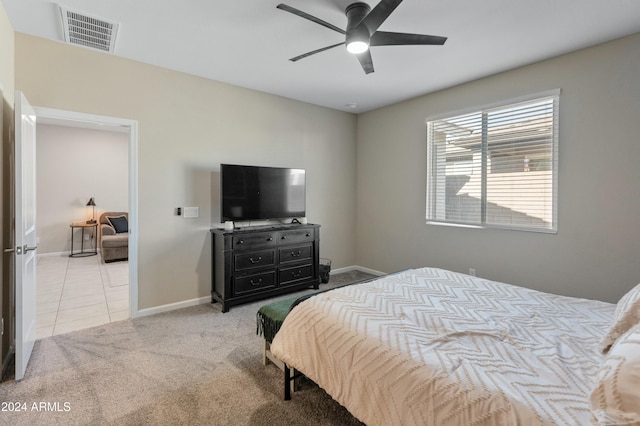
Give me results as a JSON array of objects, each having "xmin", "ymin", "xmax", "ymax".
[{"xmin": 36, "ymin": 254, "xmax": 129, "ymax": 339}]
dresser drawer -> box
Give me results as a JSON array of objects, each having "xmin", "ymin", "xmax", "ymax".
[
  {"xmin": 277, "ymin": 228, "xmax": 314, "ymax": 245},
  {"xmin": 234, "ymin": 271, "xmax": 276, "ymax": 295},
  {"xmin": 234, "ymin": 249, "xmax": 275, "ymax": 271},
  {"xmin": 278, "ymin": 244, "xmax": 312, "ymax": 264},
  {"xmin": 233, "ymin": 232, "xmax": 276, "ymax": 249},
  {"xmin": 279, "ymin": 264, "xmax": 313, "ymax": 286}
]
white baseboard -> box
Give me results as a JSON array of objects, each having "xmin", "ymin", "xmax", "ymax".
[
  {"xmin": 135, "ymin": 266, "xmax": 384, "ymax": 319},
  {"xmin": 330, "ymin": 265, "xmax": 386, "ymax": 276},
  {"xmin": 37, "ymin": 251, "xmax": 70, "ymax": 257},
  {"xmin": 38, "ymin": 249, "xmax": 103, "ymax": 258},
  {"xmin": 136, "ymin": 296, "xmax": 210, "ymax": 318}
]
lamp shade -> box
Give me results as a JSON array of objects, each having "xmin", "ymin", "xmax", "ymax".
[{"xmin": 86, "ymin": 197, "xmax": 96, "ymax": 207}]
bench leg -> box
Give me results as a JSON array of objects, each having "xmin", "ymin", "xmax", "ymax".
[
  {"xmin": 284, "ymin": 363, "xmax": 291, "ymax": 400},
  {"xmin": 263, "ymin": 340, "xmax": 268, "ymax": 366}
]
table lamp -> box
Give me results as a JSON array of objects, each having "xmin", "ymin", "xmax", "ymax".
[{"xmin": 86, "ymin": 197, "xmax": 97, "ymax": 224}]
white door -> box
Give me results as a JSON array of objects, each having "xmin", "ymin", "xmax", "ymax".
[{"xmin": 14, "ymin": 91, "xmax": 37, "ymax": 380}]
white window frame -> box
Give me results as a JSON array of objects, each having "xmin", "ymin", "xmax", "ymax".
[{"xmin": 426, "ymin": 89, "xmax": 560, "ymax": 233}]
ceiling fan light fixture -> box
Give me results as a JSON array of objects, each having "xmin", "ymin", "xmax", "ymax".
[
  {"xmin": 345, "ymin": 2, "xmax": 371, "ymax": 55},
  {"xmin": 346, "ymin": 40, "xmax": 369, "ymax": 54}
]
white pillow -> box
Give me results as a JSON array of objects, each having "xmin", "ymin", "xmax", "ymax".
[
  {"xmin": 600, "ymin": 282, "xmax": 640, "ymax": 354},
  {"xmin": 590, "ymin": 324, "xmax": 640, "ymax": 425}
]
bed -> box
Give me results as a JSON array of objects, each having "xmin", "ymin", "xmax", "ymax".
[{"xmin": 270, "ymin": 267, "xmax": 640, "ymax": 425}]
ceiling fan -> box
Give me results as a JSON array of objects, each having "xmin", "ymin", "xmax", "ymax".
[{"xmin": 276, "ymin": 0, "xmax": 447, "ymax": 74}]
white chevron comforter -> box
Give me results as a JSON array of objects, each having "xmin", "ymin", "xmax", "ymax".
[{"xmin": 270, "ymin": 267, "xmax": 615, "ymax": 426}]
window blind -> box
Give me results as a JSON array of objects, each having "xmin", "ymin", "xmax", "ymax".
[{"xmin": 426, "ymin": 92, "xmax": 558, "ymax": 232}]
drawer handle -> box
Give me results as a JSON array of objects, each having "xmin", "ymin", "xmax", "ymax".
[
  {"xmin": 238, "ymin": 239, "xmax": 244, "ymax": 244},
  {"xmin": 250, "ymin": 278, "xmax": 263, "ymax": 286},
  {"xmin": 290, "ymin": 250, "xmax": 302, "ymax": 257},
  {"xmin": 305, "ymin": 233, "xmax": 310, "ymax": 237},
  {"xmin": 249, "ymin": 256, "xmax": 262, "ymax": 264},
  {"xmin": 281, "ymin": 235, "xmax": 287, "ymax": 240},
  {"xmin": 291, "ymin": 270, "xmax": 302, "ymax": 278},
  {"xmin": 267, "ymin": 237, "xmax": 273, "ymax": 242}
]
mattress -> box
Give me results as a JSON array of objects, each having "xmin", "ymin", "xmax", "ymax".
[{"xmin": 270, "ymin": 267, "xmax": 615, "ymax": 425}]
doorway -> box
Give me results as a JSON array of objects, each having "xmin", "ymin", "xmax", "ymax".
[{"xmin": 32, "ymin": 107, "xmax": 138, "ymax": 334}]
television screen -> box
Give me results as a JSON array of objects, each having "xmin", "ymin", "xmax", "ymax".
[{"xmin": 221, "ymin": 164, "xmax": 306, "ymax": 222}]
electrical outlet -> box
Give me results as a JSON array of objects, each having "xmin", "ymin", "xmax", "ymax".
[{"xmin": 469, "ymin": 268, "xmax": 476, "ymax": 276}]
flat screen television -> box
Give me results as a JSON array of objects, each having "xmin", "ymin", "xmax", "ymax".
[{"xmin": 220, "ymin": 164, "xmax": 306, "ymax": 222}]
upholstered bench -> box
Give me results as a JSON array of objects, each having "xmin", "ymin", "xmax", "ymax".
[
  {"xmin": 257, "ymin": 275, "xmax": 383, "ymax": 400},
  {"xmin": 257, "ymin": 275, "xmax": 384, "ymax": 400},
  {"xmin": 256, "ymin": 277, "xmax": 378, "ymax": 368},
  {"xmin": 257, "ymin": 295, "xmax": 305, "ymax": 370}
]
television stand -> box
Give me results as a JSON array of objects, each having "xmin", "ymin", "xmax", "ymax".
[{"xmin": 209, "ymin": 223, "xmax": 320, "ymax": 312}]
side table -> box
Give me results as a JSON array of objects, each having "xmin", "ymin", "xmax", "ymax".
[{"xmin": 69, "ymin": 222, "xmax": 98, "ymax": 257}]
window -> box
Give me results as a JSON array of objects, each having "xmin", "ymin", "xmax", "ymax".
[{"xmin": 426, "ymin": 91, "xmax": 559, "ymax": 233}]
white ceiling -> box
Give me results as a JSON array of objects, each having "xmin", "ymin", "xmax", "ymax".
[{"xmin": 5, "ymin": 0, "xmax": 640, "ymax": 113}]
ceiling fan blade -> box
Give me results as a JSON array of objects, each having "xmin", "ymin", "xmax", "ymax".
[
  {"xmin": 370, "ymin": 31, "xmax": 447, "ymax": 46},
  {"xmin": 359, "ymin": 0, "xmax": 403, "ymax": 34},
  {"xmin": 277, "ymin": 4, "xmax": 345, "ymax": 35},
  {"xmin": 289, "ymin": 42, "xmax": 345, "ymax": 62},
  {"xmin": 355, "ymin": 50, "xmax": 375, "ymax": 74}
]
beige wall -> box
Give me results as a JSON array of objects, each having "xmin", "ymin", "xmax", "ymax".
[
  {"xmin": 0, "ymin": 1, "xmax": 14, "ymax": 369},
  {"xmin": 15, "ymin": 34, "xmax": 358, "ymax": 310},
  {"xmin": 356, "ymin": 32, "xmax": 640, "ymax": 303},
  {"xmin": 0, "ymin": 3, "xmax": 13, "ymax": 106},
  {"xmin": 36, "ymin": 124, "xmax": 128, "ymax": 254}
]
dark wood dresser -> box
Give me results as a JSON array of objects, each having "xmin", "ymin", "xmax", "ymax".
[{"xmin": 210, "ymin": 224, "xmax": 320, "ymax": 312}]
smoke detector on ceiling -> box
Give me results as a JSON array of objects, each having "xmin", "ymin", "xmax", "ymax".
[{"xmin": 59, "ymin": 6, "xmax": 119, "ymax": 53}]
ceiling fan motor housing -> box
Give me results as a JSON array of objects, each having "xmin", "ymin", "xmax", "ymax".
[{"xmin": 345, "ymin": 2, "xmax": 371, "ymax": 47}]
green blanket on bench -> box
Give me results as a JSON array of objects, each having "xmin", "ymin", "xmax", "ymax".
[
  {"xmin": 256, "ymin": 296, "xmax": 301, "ymax": 344},
  {"xmin": 256, "ymin": 275, "xmax": 382, "ymax": 343}
]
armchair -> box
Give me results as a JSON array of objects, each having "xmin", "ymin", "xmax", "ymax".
[{"xmin": 99, "ymin": 212, "xmax": 128, "ymax": 262}]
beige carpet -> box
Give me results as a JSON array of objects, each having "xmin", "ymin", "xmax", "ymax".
[{"xmin": 0, "ymin": 271, "xmax": 374, "ymax": 425}]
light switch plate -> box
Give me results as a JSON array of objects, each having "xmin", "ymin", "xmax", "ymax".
[{"xmin": 183, "ymin": 207, "xmax": 199, "ymax": 218}]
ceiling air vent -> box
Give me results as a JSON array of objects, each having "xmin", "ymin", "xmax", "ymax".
[{"xmin": 59, "ymin": 6, "xmax": 119, "ymax": 53}]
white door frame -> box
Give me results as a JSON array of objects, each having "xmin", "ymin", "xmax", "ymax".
[{"xmin": 33, "ymin": 107, "xmax": 139, "ymax": 318}]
